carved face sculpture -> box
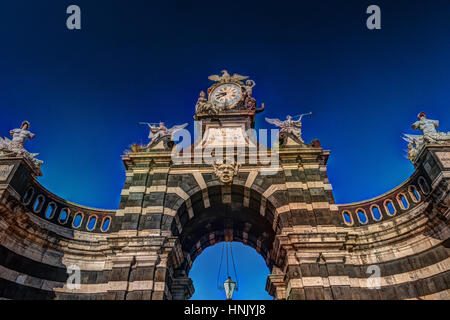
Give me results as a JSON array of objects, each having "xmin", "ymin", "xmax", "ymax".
[
  {"xmin": 214, "ymin": 163, "xmax": 238, "ymax": 184},
  {"xmin": 220, "ymin": 165, "xmax": 234, "ymax": 183},
  {"xmin": 211, "ymin": 83, "xmax": 242, "ymax": 108}
]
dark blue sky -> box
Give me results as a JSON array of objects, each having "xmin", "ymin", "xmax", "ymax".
[{"xmin": 1, "ymin": 0, "xmax": 449, "ymax": 299}]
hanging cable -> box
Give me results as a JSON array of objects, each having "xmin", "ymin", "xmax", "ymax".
[
  {"xmin": 217, "ymin": 241, "xmax": 225, "ymax": 289},
  {"xmin": 217, "ymin": 241, "xmax": 240, "ymax": 294},
  {"xmin": 229, "ymin": 242, "xmax": 239, "ymax": 290},
  {"xmin": 226, "ymin": 241, "xmax": 230, "ymax": 278}
]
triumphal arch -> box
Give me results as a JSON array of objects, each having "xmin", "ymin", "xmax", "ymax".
[{"xmin": 0, "ymin": 71, "xmax": 449, "ymax": 300}]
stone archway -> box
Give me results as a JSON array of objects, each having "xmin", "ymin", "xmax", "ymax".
[
  {"xmin": 115, "ymin": 129, "xmax": 338, "ymax": 301},
  {"xmin": 167, "ymin": 185, "xmax": 279, "ymax": 300}
]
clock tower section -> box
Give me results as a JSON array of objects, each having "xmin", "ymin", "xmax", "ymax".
[
  {"xmin": 194, "ymin": 70, "xmax": 264, "ymax": 135},
  {"xmin": 193, "ymin": 70, "xmax": 265, "ymax": 153}
]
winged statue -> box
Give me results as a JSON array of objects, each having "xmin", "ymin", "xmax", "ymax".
[
  {"xmin": 402, "ymin": 134, "xmax": 424, "ymax": 162},
  {"xmin": 208, "ymin": 70, "xmax": 249, "ymax": 84},
  {"xmin": 266, "ymin": 113, "xmax": 312, "ymax": 143},
  {"xmin": 139, "ymin": 121, "xmax": 188, "ymax": 147}
]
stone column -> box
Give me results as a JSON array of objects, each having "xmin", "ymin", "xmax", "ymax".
[{"xmin": 171, "ymin": 269, "xmax": 194, "ymax": 300}]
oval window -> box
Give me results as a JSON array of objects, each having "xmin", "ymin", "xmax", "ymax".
[
  {"xmin": 397, "ymin": 194, "xmax": 409, "ymax": 210},
  {"xmin": 45, "ymin": 203, "xmax": 56, "ymax": 219},
  {"xmin": 23, "ymin": 187, "xmax": 34, "ymax": 205},
  {"xmin": 418, "ymin": 177, "xmax": 430, "ymax": 194},
  {"xmin": 59, "ymin": 208, "xmax": 70, "ymax": 224},
  {"xmin": 33, "ymin": 196, "xmax": 45, "ymax": 213},
  {"xmin": 371, "ymin": 205, "xmax": 382, "ymax": 221},
  {"xmin": 342, "ymin": 211, "xmax": 353, "ymax": 225},
  {"xmin": 72, "ymin": 213, "xmax": 83, "ymax": 228},
  {"xmin": 409, "ymin": 186, "xmax": 421, "ymax": 202},
  {"xmin": 101, "ymin": 217, "xmax": 111, "ymax": 232},
  {"xmin": 87, "ymin": 216, "xmax": 97, "ymax": 231},
  {"xmin": 385, "ymin": 200, "xmax": 396, "ymax": 216},
  {"xmin": 357, "ymin": 209, "xmax": 368, "ymax": 224}
]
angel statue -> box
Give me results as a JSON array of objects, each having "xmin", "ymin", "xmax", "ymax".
[
  {"xmin": 403, "ymin": 136, "xmax": 422, "ymax": 162},
  {"xmin": 208, "ymin": 70, "xmax": 249, "ymax": 84},
  {"xmin": 266, "ymin": 113, "xmax": 312, "ymax": 144},
  {"xmin": 138, "ymin": 121, "xmax": 188, "ymax": 150},
  {"xmin": 0, "ymin": 121, "xmax": 43, "ymax": 170}
]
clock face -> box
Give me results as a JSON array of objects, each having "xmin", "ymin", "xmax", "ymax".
[{"xmin": 211, "ymin": 83, "xmax": 242, "ymax": 108}]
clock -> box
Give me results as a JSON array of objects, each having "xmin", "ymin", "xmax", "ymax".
[{"xmin": 211, "ymin": 83, "xmax": 242, "ymax": 108}]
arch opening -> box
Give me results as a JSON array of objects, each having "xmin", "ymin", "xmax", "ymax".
[
  {"xmin": 189, "ymin": 242, "xmax": 272, "ymax": 300},
  {"xmin": 169, "ymin": 185, "xmax": 280, "ymax": 300}
]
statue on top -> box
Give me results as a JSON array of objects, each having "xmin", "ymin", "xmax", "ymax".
[
  {"xmin": 195, "ymin": 91, "xmax": 221, "ymax": 116},
  {"xmin": 208, "ymin": 70, "xmax": 249, "ymax": 84},
  {"xmin": 412, "ymin": 112, "xmax": 450, "ymax": 143},
  {"xmin": 266, "ymin": 112, "xmax": 312, "ymax": 144},
  {"xmin": 403, "ymin": 112, "xmax": 450, "ymax": 162},
  {"xmin": 138, "ymin": 121, "xmax": 188, "ymax": 150},
  {"xmin": 0, "ymin": 121, "xmax": 43, "ymax": 170}
]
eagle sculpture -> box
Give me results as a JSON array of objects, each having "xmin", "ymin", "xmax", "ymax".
[{"xmin": 208, "ymin": 70, "xmax": 249, "ymax": 83}]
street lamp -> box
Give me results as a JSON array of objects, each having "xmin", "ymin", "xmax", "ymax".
[
  {"xmin": 217, "ymin": 241, "xmax": 239, "ymax": 300},
  {"xmin": 223, "ymin": 276, "xmax": 237, "ymax": 300}
]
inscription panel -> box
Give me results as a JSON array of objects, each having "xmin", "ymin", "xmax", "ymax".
[
  {"xmin": 435, "ymin": 151, "xmax": 450, "ymax": 168},
  {"xmin": 203, "ymin": 127, "xmax": 247, "ymax": 147}
]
